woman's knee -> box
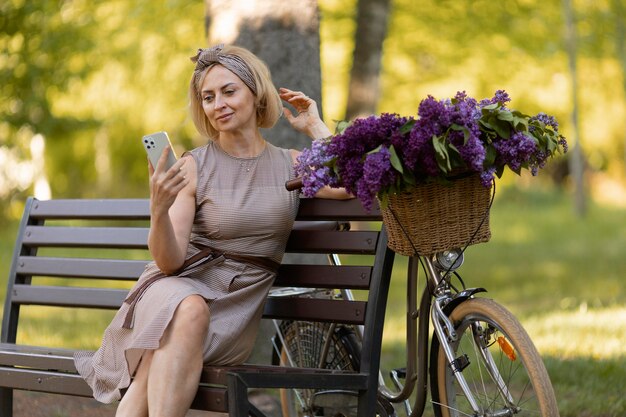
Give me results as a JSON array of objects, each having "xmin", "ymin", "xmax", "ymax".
[{"xmin": 173, "ymin": 295, "xmax": 210, "ymax": 332}]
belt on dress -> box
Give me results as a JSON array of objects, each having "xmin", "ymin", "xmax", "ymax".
[{"xmin": 121, "ymin": 247, "xmax": 280, "ymax": 329}]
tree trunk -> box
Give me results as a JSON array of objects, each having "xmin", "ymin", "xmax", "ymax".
[
  {"xmin": 204, "ymin": 0, "xmax": 322, "ymax": 150},
  {"xmin": 345, "ymin": 0, "xmax": 391, "ymax": 120},
  {"xmin": 562, "ymin": 0, "xmax": 586, "ymax": 216}
]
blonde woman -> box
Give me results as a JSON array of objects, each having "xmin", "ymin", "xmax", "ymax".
[{"xmin": 75, "ymin": 44, "xmax": 348, "ymax": 417}]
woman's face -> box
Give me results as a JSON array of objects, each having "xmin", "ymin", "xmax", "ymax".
[{"xmin": 200, "ymin": 64, "xmax": 257, "ymax": 135}]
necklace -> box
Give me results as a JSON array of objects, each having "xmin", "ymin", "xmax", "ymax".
[{"xmin": 215, "ymin": 140, "xmax": 266, "ymax": 173}]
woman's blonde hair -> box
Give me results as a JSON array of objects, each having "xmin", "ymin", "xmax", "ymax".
[{"xmin": 189, "ymin": 45, "xmax": 282, "ymax": 140}]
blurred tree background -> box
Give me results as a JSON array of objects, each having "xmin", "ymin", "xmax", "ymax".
[
  {"xmin": 1, "ymin": 0, "xmax": 625, "ymax": 218},
  {"xmin": 2, "ymin": 1, "xmax": 626, "ymax": 415}
]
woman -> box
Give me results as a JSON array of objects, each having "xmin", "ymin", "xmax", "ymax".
[{"xmin": 74, "ymin": 44, "xmax": 348, "ymax": 417}]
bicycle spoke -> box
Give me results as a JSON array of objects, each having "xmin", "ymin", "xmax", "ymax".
[
  {"xmin": 470, "ymin": 323, "xmax": 490, "ymax": 409},
  {"xmin": 431, "ymin": 298, "xmax": 558, "ymax": 417},
  {"xmin": 431, "ymin": 400, "xmax": 475, "ymax": 417}
]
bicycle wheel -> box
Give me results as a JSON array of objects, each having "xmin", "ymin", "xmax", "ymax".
[
  {"xmin": 278, "ymin": 321, "xmax": 361, "ymax": 417},
  {"xmin": 430, "ymin": 298, "xmax": 559, "ymax": 417}
]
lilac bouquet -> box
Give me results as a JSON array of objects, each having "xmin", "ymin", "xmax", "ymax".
[{"xmin": 295, "ymin": 90, "xmax": 568, "ymax": 210}]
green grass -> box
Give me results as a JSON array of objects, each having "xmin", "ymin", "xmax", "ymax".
[{"xmin": 1, "ymin": 186, "xmax": 625, "ymax": 416}]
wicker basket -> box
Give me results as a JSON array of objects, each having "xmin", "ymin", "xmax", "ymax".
[{"xmin": 380, "ymin": 174, "xmax": 491, "ymax": 256}]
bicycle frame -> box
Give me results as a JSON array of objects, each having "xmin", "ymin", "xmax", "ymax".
[
  {"xmin": 377, "ymin": 256, "xmax": 431, "ymax": 416},
  {"xmin": 271, "ymin": 251, "xmax": 514, "ymax": 417},
  {"xmin": 378, "ymin": 254, "xmax": 518, "ymax": 417}
]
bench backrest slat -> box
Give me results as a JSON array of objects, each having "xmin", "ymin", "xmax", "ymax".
[
  {"xmin": 286, "ymin": 230, "xmax": 379, "ymax": 254},
  {"xmin": 23, "ymin": 226, "xmax": 149, "ymax": 249},
  {"xmin": 12, "ymin": 285, "xmax": 128, "ymax": 309},
  {"xmin": 274, "ymin": 265, "xmax": 372, "ymax": 290},
  {"xmin": 27, "ymin": 198, "xmax": 378, "ymax": 221},
  {"xmin": 263, "ymin": 298, "xmax": 366, "ymax": 325},
  {"xmin": 17, "ymin": 257, "xmax": 149, "ymax": 280},
  {"xmin": 292, "ymin": 198, "xmax": 381, "ymax": 221},
  {"xmin": 29, "ymin": 199, "xmax": 150, "ymax": 220}
]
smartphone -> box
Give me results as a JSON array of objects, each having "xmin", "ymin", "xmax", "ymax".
[{"xmin": 142, "ymin": 131, "xmax": 177, "ymax": 171}]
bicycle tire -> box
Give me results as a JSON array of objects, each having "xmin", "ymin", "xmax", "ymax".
[
  {"xmin": 278, "ymin": 321, "xmax": 361, "ymax": 417},
  {"xmin": 430, "ymin": 298, "xmax": 559, "ymax": 417}
]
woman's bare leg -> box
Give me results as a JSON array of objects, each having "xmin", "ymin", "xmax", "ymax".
[
  {"xmin": 147, "ymin": 295, "xmax": 210, "ymax": 417},
  {"xmin": 115, "ymin": 351, "xmax": 153, "ymax": 417}
]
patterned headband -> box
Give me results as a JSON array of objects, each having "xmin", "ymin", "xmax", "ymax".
[{"xmin": 191, "ymin": 44, "xmax": 257, "ymax": 95}]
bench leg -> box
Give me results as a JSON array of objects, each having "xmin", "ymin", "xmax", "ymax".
[
  {"xmin": 357, "ymin": 389, "xmax": 378, "ymax": 417},
  {"xmin": 226, "ymin": 374, "xmax": 272, "ymax": 417},
  {"xmin": 0, "ymin": 387, "xmax": 13, "ymax": 417},
  {"xmin": 227, "ymin": 373, "xmax": 250, "ymax": 417}
]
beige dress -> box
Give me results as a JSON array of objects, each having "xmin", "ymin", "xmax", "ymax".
[{"xmin": 74, "ymin": 141, "xmax": 300, "ymax": 403}]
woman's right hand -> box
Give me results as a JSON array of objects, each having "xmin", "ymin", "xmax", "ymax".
[
  {"xmin": 147, "ymin": 146, "xmax": 197, "ymax": 275},
  {"xmin": 148, "ymin": 146, "xmax": 189, "ymax": 215}
]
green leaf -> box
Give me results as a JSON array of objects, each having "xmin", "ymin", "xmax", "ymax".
[
  {"xmin": 399, "ymin": 119, "xmax": 416, "ymax": 135},
  {"xmin": 462, "ymin": 127, "xmax": 470, "ymax": 144},
  {"xmin": 484, "ymin": 145, "xmax": 497, "ymax": 167},
  {"xmin": 402, "ymin": 169, "xmax": 416, "ymax": 186},
  {"xmin": 479, "ymin": 119, "xmax": 493, "ymax": 130},
  {"xmin": 489, "ymin": 117, "xmax": 511, "ymax": 139},
  {"xmin": 511, "ymin": 111, "xmax": 529, "ymax": 130},
  {"xmin": 388, "ymin": 145, "xmax": 404, "ymax": 174},
  {"xmin": 451, "ymin": 124, "xmax": 471, "ymax": 144},
  {"xmin": 334, "ymin": 120, "xmax": 351, "ymax": 134},
  {"xmin": 546, "ymin": 136, "xmax": 557, "ymax": 152},
  {"xmin": 496, "ymin": 110, "xmax": 514, "ymax": 121},
  {"xmin": 367, "ymin": 144, "xmax": 382, "ymax": 155},
  {"xmin": 377, "ymin": 192, "xmax": 389, "ymax": 210},
  {"xmin": 432, "ymin": 135, "xmax": 452, "ymax": 172},
  {"xmin": 324, "ymin": 156, "xmax": 338, "ymax": 169}
]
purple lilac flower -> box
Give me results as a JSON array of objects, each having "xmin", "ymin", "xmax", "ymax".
[
  {"xmin": 404, "ymin": 96, "xmax": 450, "ymax": 177},
  {"xmin": 558, "ymin": 137, "xmax": 569, "ymax": 153},
  {"xmin": 300, "ymin": 166, "xmax": 334, "ymax": 197},
  {"xmin": 527, "ymin": 112, "xmax": 568, "ymax": 173},
  {"xmin": 479, "ymin": 89, "xmax": 511, "ymax": 107},
  {"xmin": 295, "ymin": 89, "xmax": 567, "ymax": 208},
  {"xmin": 356, "ymin": 146, "xmax": 395, "ymax": 210},
  {"xmin": 294, "ymin": 137, "xmax": 336, "ymax": 197},
  {"xmin": 448, "ymin": 92, "xmax": 485, "ymax": 171},
  {"xmin": 329, "ymin": 113, "xmax": 409, "ymax": 197},
  {"xmin": 454, "ymin": 132, "xmax": 486, "ymax": 172},
  {"xmin": 407, "ymin": 92, "xmax": 485, "ymax": 177},
  {"xmin": 480, "ymin": 166, "xmax": 496, "ymax": 187},
  {"xmin": 531, "ymin": 112, "xmax": 559, "ymax": 131},
  {"xmin": 493, "ymin": 131, "xmax": 537, "ymax": 172},
  {"xmin": 529, "ymin": 150, "xmax": 548, "ymax": 175}
]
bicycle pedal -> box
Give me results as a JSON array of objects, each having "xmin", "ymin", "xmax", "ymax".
[
  {"xmin": 449, "ymin": 354, "xmax": 470, "ymax": 372},
  {"xmin": 390, "ymin": 367, "xmax": 407, "ymax": 379}
]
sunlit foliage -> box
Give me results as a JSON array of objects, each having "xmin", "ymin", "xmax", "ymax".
[
  {"xmin": 1, "ymin": 0, "xmax": 625, "ymax": 223},
  {"xmin": 320, "ymin": 0, "xmax": 626, "ymax": 185},
  {"xmin": 1, "ymin": 0, "xmax": 204, "ymax": 220}
]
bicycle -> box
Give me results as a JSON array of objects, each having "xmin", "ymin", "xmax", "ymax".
[{"xmin": 272, "ymin": 179, "xmax": 559, "ymax": 417}]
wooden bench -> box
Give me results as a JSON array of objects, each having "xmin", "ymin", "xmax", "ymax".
[{"xmin": 0, "ymin": 196, "xmax": 395, "ymax": 416}]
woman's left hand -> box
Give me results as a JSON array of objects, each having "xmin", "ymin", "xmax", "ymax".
[{"xmin": 280, "ymin": 88, "xmax": 331, "ymax": 139}]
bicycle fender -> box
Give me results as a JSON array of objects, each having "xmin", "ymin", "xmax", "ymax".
[{"xmin": 442, "ymin": 287, "xmax": 488, "ymax": 316}]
